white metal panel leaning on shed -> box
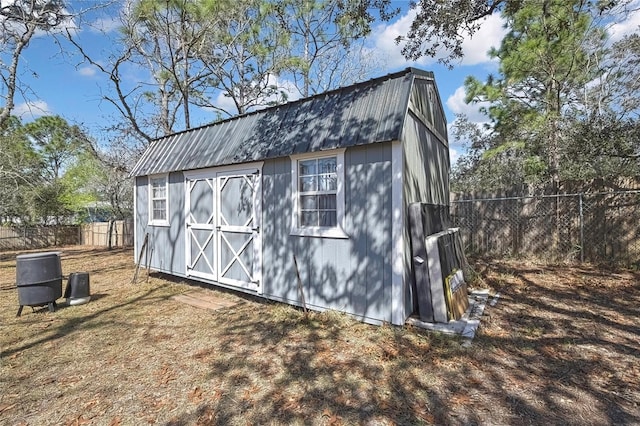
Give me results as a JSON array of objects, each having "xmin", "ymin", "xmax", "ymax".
[{"xmin": 131, "ymin": 67, "xmax": 450, "ymax": 326}]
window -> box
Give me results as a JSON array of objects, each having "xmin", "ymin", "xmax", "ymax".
[
  {"xmin": 291, "ymin": 149, "xmax": 347, "ymax": 238},
  {"xmin": 299, "ymin": 157, "xmax": 337, "ymax": 226},
  {"xmin": 149, "ymin": 174, "xmax": 168, "ymax": 225}
]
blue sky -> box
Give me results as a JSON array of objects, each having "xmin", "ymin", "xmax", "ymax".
[{"xmin": 8, "ymin": 0, "xmax": 640, "ymax": 162}]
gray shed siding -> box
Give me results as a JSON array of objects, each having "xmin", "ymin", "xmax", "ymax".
[
  {"xmin": 134, "ymin": 143, "xmax": 393, "ymax": 324},
  {"xmin": 134, "ymin": 173, "xmax": 186, "ymax": 275},
  {"xmin": 262, "ymin": 143, "xmax": 392, "ymax": 323},
  {"xmin": 400, "ymin": 104, "xmax": 450, "ymax": 318},
  {"xmin": 403, "ymin": 109, "xmax": 449, "ymax": 205}
]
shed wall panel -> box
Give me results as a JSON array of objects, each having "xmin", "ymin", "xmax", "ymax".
[
  {"xmin": 359, "ymin": 144, "xmax": 392, "ymax": 321},
  {"xmin": 262, "ymin": 157, "xmax": 296, "ymax": 301},
  {"xmin": 134, "ymin": 173, "xmax": 186, "ymax": 275},
  {"xmin": 403, "ymin": 110, "xmax": 450, "ymax": 206},
  {"xmin": 261, "ymin": 143, "xmax": 393, "ymax": 323},
  {"xmin": 134, "ymin": 176, "xmax": 147, "ymax": 262},
  {"xmin": 401, "ymin": 110, "xmax": 451, "ymax": 318}
]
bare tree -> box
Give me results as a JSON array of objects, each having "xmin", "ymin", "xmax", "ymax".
[
  {"xmin": 68, "ymin": 0, "xmax": 216, "ymax": 142},
  {"xmin": 66, "ymin": 0, "xmax": 396, "ymax": 143},
  {"xmin": 0, "ymin": 0, "xmax": 70, "ymax": 127},
  {"xmin": 275, "ymin": 0, "xmax": 388, "ymax": 98},
  {"xmin": 194, "ymin": 0, "xmax": 291, "ymax": 116}
]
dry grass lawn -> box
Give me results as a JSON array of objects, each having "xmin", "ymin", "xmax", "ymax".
[{"xmin": 1, "ymin": 246, "xmax": 639, "ymax": 425}]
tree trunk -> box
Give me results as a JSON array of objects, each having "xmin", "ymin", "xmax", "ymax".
[
  {"xmin": 108, "ymin": 219, "xmax": 115, "ymax": 250},
  {"xmin": 0, "ymin": 24, "xmax": 37, "ymax": 128}
]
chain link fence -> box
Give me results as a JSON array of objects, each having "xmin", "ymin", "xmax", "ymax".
[{"xmin": 451, "ymin": 191, "xmax": 640, "ymax": 266}]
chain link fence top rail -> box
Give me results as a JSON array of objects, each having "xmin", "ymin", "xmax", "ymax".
[{"xmin": 450, "ymin": 191, "xmax": 640, "ymax": 266}]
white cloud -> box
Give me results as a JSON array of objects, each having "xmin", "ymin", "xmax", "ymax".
[
  {"xmin": 369, "ymin": 9, "xmax": 423, "ymax": 68},
  {"xmin": 446, "ymin": 86, "xmax": 489, "ymax": 123},
  {"xmin": 205, "ymin": 91, "xmax": 238, "ymax": 117},
  {"xmin": 13, "ymin": 100, "xmax": 51, "ymax": 120},
  {"xmin": 449, "ymin": 146, "xmax": 461, "ymax": 164},
  {"xmin": 459, "ymin": 14, "xmax": 507, "ymax": 65},
  {"xmin": 263, "ymin": 74, "xmax": 301, "ymax": 105},
  {"xmin": 368, "ymin": 9, "xmax": 507, "ymax": 68},
  {"xmin": 608, "ymin": 1, "xmax": 640, "ymax": 42},
  {"xmin": 78, "ymin": 66, "xmax": 97, "ymax": 77}
]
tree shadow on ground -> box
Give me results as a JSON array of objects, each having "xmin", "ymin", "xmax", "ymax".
[
  {"xmin": 2, "ymin": 248, "xmax": 638, "ymax": 425},
  {"xmin": 163, "ymin": 258, "xmax": 640, "ymax": 425}
]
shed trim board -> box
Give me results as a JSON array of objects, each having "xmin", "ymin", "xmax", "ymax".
[
  {"xmin": 408, "ymin": 75, "xmax": 448, "ymax": 147},
  {"xmin": 133, "ymin": 179, "xmax": 137, "ymax": 263},
  {"xmin": 132, "ymin": 68, "xmax": 450, "ymax": 326},
  {"xmin": 391, "ymin": 140, "xmax": 405, "ymax": 325}
]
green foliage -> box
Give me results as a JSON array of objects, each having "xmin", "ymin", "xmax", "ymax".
[
  {"xmin": 605, "ymin": 32, "xmax": 640, "ymax": 118},
  {"xmin": 451, "ymin": 118, "xmax": 546, "ymax": 193},
  {"xmin": 24, "ymin": 115, "xmax": 90, "ymax": 179},
  {"xmin": 401, "ymin": 0, "xmax": 634, "ymax": 66},
  {"xmin": 401, "ymin": 0, "xmax": 507, "ymax": 65},
  {"xmin": 452, "ymin": 1, "xmax": 639, "ymax": 193},
  {"xmin": 29, "ymin": 179, "xmax": 70, "ymax": 225},
  {"xmin": 197, "ymin": 0, "xmax": 293, "ymax": 114},
  {"xmin": 561, "ymin": 114, "xmax": 640, "ymax": 180},
  {"xmin": 0, "ymin": 118, "xmax": 40, "ymax": 224},
  {"xmin": 60, "ymin": 152, "xmax": 102, "ymax": 221},
  {"xmin": 0, "ymin": 115, "xmax": 101, "ymax": 225}
]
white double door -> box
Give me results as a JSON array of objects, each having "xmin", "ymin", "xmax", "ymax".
[{"xmin": 184, "ymin": 164, "xmax": 262, "ymax": 292}]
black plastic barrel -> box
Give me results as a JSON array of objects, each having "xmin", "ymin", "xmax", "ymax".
[
  {"xmin": 65, "ymin": 272, "xmax": 91, "ymax": 305},
  {"xmin": 16, "ymin": 252, "xmax": 62, "ymax": 315}
]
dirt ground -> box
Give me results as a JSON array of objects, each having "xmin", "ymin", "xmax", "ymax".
[{"xmin": 0, "ymin": 246, "xmax": 638, "ymax": 425}]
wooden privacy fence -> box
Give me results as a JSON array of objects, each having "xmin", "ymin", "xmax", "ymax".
[
  {"xmin": 0, "ymin": 226, "xmax": 79, "ymax": 250},
  {"xmin": 80, "ymin": 220, "xmax": 134, "ymax": 247},
  {"xmin": 0, "ymin": 220, "xmax": 133, "ymax": 251},
  {"xmin": 451, "ymin": 191, "xmax": 640, "ymax": 265}
]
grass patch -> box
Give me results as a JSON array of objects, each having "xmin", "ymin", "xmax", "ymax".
[{"xmin": 1, "ymin": 247, "xmax": 639, "ymax": 424}]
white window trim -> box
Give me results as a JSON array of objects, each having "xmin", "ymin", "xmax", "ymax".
[
  {"xmin": 148, "ymin": 173, "xmax": 169, "ymax": 227},
  {"xmin": 290, "ymin": 149, "xmax": 348, "ymax": 239}
]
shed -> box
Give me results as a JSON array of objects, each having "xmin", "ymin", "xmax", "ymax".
[{"xmin": 131, "ymin": 67, "xmax": 449, "ymax": 326}]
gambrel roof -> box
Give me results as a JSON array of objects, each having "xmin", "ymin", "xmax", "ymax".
[{"xmin": 131, "ymin": 67, "xmax": 445, "ymax": 177}]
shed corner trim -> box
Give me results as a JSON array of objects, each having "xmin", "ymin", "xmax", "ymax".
[{"xmin": 390, "ymin": 139, "xmax": 405, "ymax": 325}]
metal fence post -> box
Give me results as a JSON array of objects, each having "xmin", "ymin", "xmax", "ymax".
[
  {"xmin": 579, "ymin": 193, "xmax": 584, "ymax": 263},
  {"xmin": 470, "ymin": 198, "xmax": 475, "ymax": 253}
]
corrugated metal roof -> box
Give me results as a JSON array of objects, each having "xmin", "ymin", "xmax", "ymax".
[{"xmin": 131, "ymin": 67, "xmax": 435, "ymax": 177}]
